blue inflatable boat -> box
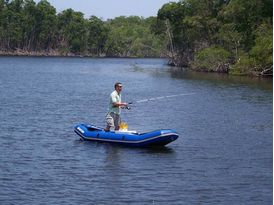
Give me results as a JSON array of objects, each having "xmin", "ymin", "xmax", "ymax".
[{"xmin": 74, "ymin": 124, "xmax": 179, "ymax": 147}]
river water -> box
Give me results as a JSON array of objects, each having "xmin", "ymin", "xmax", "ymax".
[{"xmin": 0, "ymin": 57, "xmax": 272, "ymax": 204}]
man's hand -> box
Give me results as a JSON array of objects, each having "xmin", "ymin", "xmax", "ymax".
[{"xmin": 121, "ymin": 102, "xmax": 128, "ymax": 107}]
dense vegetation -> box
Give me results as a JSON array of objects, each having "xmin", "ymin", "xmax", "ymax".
[
  {"xmin": 0, "ymin": 0, "xmax": 272, "ymax": 75},
  {"xmin": 0, "ymin": 0, "xmax": 163, "ymax": 57},
  {"xmin": 155, "ymin": 0, "xmax": 273, "ymax": 75}
]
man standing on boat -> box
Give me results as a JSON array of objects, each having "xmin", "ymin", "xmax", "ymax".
[{"xmin": 105, "ymin": 82, "xmax": 128, "ymax": 131}]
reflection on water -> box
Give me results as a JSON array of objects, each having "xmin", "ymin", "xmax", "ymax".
[
  {"xmin": 169, "ymin": 67, "xmax": 273, "ymax": 90},
  {"xmin": 141, "ymin": 146, "xmax": 175, "ymax": 154},
  {"xmin": 81, "ymin": 139, "xmax": 176, "ymax": 155}
]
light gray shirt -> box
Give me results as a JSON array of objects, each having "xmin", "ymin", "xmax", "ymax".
[{"xmin": 108, "ymin": 90, "xmax": 121, "ymax": 114}]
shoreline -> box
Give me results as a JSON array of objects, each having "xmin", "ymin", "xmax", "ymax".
[
  {"xmin": 1, "ymin": 51, "xmax": 272, "ymax": 77},
  {"xmin": 0, "ymin": 50, "xmax": 165, "ymax": 59}
]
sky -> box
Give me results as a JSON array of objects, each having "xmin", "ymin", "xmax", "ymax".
[{"xmin": 35, "ymin": 0, "xmax": 174, "ymax": 20}]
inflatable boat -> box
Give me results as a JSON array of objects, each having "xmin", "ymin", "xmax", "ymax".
[{"xmin": 74, "ymin": 124, "xmax": 179, "ymax": 147}]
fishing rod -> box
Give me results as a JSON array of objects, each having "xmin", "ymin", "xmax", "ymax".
[{"xmin": 124, "ymin": 92, "xmax": 196, "ymax": 109}]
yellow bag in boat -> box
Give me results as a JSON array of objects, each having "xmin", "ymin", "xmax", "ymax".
[{"xmin": 120, "ymin": 122, "xmax": 128, "ymax": 130}]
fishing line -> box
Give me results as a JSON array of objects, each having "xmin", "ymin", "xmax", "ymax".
[
  {"xmin": 120, "ymin": 92, "xmax": 196, "ymax": 129},
  {"xmin": 128, "ymin": 92, "xmax": 196, "ymax": 104}
]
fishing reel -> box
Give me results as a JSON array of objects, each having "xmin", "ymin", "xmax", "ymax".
[
  {"xmin": 125, "ymin": 106, "xmax": 131, "ymax": 110},
  {"xmin": 121, "ymin": 105, "xmax": 131, "ymax": 110}
]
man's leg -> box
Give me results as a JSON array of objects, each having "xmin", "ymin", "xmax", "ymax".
[
  {"xmin": 105, "ymin": 113, "xmax": 114, "ymax": 131},
  {"xmin": 114, "ymin": 125, "xmax": 120, "ymax": 131},
  {"xmin": 105, "ymin": 125, "xmax": 111, "ymax": 132},
  {"xmin": 114, "ymin": 113, "xmax": 121, "ymax": 131}
]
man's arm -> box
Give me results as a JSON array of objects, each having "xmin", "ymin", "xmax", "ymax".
[{"xmin": 113, "ymin": 102, "xmax": 128, "ymax": 107}]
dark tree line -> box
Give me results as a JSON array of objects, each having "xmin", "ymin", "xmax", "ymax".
[
  {"xmin": 0, "ymin": 0, "xmax": 273, "ymax": 75},
  {"xmin": 154, "ymin": 0, "xmax": 273, "ymax": 75},
  {"xmin": 0, "ymin": 0, "xmax": 163, "ymax": 57}
]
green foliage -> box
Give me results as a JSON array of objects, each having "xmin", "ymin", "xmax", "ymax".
[
  {"xmin": 105, "ymin": 16, "xmax": 162, "ymax": 57},
  {"xmin": 35, "ymin": 0, "xmax": 57, "ymax": 50},
  {"xmin": 218, "ymin": 23, "xmax": 243, "ymax": 56},
  {"xmin": 0, "ymin": 0, "xmax": 272, "ymax": 76},
  {"xmin": 230, "ymin": 52, "xmax": 255, "ymax": 75},
  {"xmin": 0, "ymin": 1, "xmax": 163, "ymax": 57},
  {"xmin": 231, "ymin": 23, "xmax": 273, "ymax": 75},
  {"xmin": 250, "ymin": 23, "xmax": 273, "ymax": 70},
  {"xmin": 192, "ymin": 46, "xmax": 231, "ymax": 72},
  {"xmin": 87, "ymin": 16, "xmax": 109, "ymax": 56},
  {"xmin": 57, "ymin": 9, "xmax": 87, "ymax": 53},
  {"xmin": 155, "ymin": 0, "xmax": 273, "ymax": 75}
]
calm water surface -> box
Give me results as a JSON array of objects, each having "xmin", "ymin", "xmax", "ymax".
[{"xmin": 0, "ymin": 57, "xmax": 272, "ymax": 204}]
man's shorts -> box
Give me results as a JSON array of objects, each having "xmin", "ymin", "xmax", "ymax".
[{"xmin": 106, "ymin": 112, "xmax": 121, "ymax": 128}]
